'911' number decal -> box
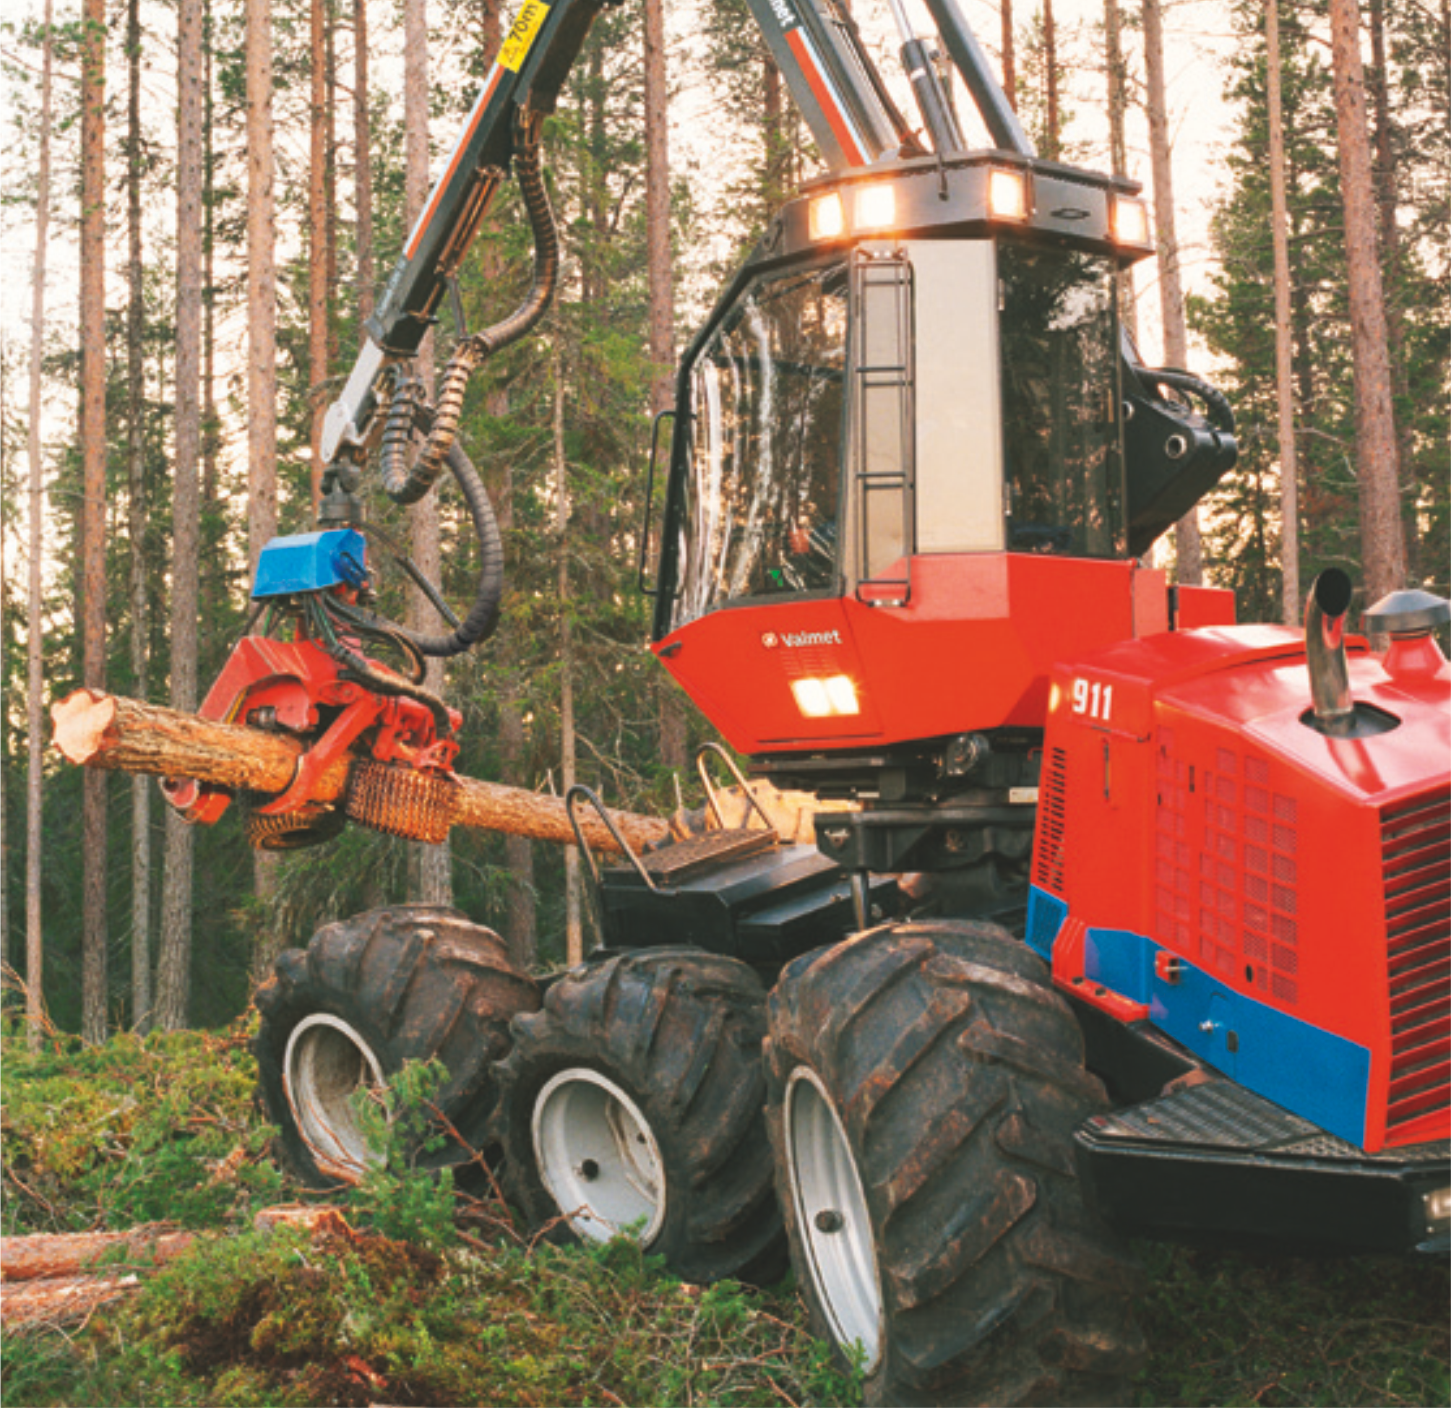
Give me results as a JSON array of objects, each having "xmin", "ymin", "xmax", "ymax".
[{"xmin": 1071, "ymin": 677, "xmax": 1113, "ymax": 722}]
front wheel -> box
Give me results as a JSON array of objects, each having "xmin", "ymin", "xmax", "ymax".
[
  {"xmin": 766, "ymin": 920, "xmax": 1144, "ymax": 1406},
  {"xmin": 495, "ymin": 948, "xmax": 786, "ymax": 1285},
  {"xmin": 254, "ymin": 905, "xmax": 540, "ymax": 1188}
]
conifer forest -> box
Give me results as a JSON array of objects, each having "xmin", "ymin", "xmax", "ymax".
[
  {"xmin": 2, "ymin": 0, "xmax": 1442, "ymax": 1043},
  {"xmin": 0, "ymin": 1, "xmax": 1449, "ymax": 1404},
  {"xmin": 0, "ymin": 0, "xmax": 1445, "ymax": 1042}
]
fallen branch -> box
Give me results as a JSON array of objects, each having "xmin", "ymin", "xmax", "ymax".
[{"xmin": 52, "ymin": 688, "xmax": 669, "ymax": 855}]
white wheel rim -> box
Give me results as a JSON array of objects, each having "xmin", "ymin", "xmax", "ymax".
[
  {"xmin": 785, "ymin": 1066, "xmax": 884, "ymax": 1372},
  {"xmin": 532, "ymin": 1068, "xmax": 667, "ymax": 1245},
  {"xmin": 283, "ymin": 1014, "xmax": 386, "ymax": 1181}
]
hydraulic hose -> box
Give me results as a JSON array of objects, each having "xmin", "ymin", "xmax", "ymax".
[
  {"xmin": 380, "ymin": 109, "xmax": 559, "ymax": 507},
  {"xmin": 1146, "ymin": 367, "xmax": 1236, "ymax": 435},
  {"xmin": 335, "ymin": 436, "xmax": 505, "ymax": 660},
  {"xmin": 305, "ymin": 593, "xmax": 456, "ymax": 735}
]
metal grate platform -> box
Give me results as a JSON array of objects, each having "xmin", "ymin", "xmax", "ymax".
[
  {"xmin": 1088, "ymin": 1080, "xmax": 1450, "ymax": 1164},
  {"xmin": 641, "ymin": 827, "xmax": 778, "ymax": 886}
]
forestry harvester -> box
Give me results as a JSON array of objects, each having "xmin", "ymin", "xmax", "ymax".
[{"xmin": 132, "ymin": 0, "xmax": 1448, "ymax": 1401}]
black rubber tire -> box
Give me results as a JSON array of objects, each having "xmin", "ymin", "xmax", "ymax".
[
  {"xmin": 495, "ymin": 948, "xmax": 786, "ymax": 1286},
  {"xmin": 254, "ymin": 904, "xmax": 540, "ymax": 1189},
  {"xmin": 765, "ymin": 920, "xmax": 1145, "ymax": 1407}
]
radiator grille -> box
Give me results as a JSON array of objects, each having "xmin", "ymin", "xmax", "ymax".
[
  {"xmin": 1153, "ymin": 735, "xmax": 1299, "ymax": 1002},
  {"xmin": 1382, "ymin": 788, "xmax": 1451, "ymax": 1138},
  {"xmin": 1034, "ymin": 746, "xmax": 1069, "ymax": 895}
]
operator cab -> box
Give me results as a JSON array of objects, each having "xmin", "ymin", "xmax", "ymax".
[{"xmin": 649, "ymin": 153, "xmax": 1236, "ymax": 772}]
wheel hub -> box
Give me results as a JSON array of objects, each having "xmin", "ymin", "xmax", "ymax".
[
  {"xmin": 532, "ymin": 1068, "xmax": 667, "ymax": 1245},
  {"xmin": 785, "ymin": 1065, "xmax": 884, "ymax": 1372},
  {"xmin": 283, "ymin": 1014, "xmax": 386, "ymax": 1181}
]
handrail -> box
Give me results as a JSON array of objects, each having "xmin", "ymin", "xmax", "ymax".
[{"xmin": 695, "ymin": 742, "xmax": 775, "ymax": 833}]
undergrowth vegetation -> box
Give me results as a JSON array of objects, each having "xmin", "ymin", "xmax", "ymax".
[{"xmin": 2, "ymin": 1019, "xmax": 1447, "ymax": 1407}]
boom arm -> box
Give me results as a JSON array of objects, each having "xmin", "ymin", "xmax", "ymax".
[{"xmin": 317, "ymin": 0, "xmax": 955, "ymax": 489}]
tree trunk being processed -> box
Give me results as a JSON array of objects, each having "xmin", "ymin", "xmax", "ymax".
[
  {"xmin": 80, "ymin": 0, "xmax": 108, "ymax": 1047},
  {"xmin": 52, "ymin": 690, "xmax": 671, "ymax": 856},
  {"xmin": 1327, "ymin": 0, "xmax": 1407, "ymax": 603},
  {"xmin": 1143, "ymin": 0, "xmax": 1203, "ymax": 585},
  {"xmin": 158, "ymin": 0, "xmax": 206, "ymax": 1032},
  {"xmin": 24, "ymin": 0, "xmax": 54, "ymax": 1054}
]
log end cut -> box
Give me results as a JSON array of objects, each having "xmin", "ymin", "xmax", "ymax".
[{"xmin": 51, "ymin": 688, "xmax": 119, "ymax": 766}]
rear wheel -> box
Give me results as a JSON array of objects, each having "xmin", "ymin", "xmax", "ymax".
[
  {"xmin": 766, "ymin": 920, "xmax": 1144, "ymax": 1406},
  {"xmin": 495, "ymin": 948, "xmax": 786, "ymax": 1285},
  {"xmin": 254, "ymin": 905, "xmax": 539, "ymax": 1188}
]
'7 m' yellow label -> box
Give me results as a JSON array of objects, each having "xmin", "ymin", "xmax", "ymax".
[{"xmin": 500, "ymin": 0, "xmax": 550, "ymax": 71}]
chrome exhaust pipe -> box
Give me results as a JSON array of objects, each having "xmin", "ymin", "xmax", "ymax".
[{"xmin": 1305, "ymin": 568, "xmax": 1354, "ymax": 734}]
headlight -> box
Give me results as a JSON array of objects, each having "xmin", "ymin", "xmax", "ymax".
[
  {"xmin": 855, "ymin": 183, "xmax": 896, "ymax": 232},
  {"xmin": 1111, "ymin": 194, "xmax": 1152, "ymax": 249},
  {"xmin": 808, "ymin": 193, "xmax": 846, "ymax": 241},
  {"xmin": 791, "ymin": 675, "xmax": 861, "ymax": 718},
  {"xmin": 988, "ymin": 168, "xmax": 1029, "ymax": 221}
]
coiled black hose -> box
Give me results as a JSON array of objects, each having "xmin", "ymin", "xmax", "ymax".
[
  {"xmin": 333, "ymin": 436, "xmax": 505, "ymax": 660},
  {"xmin": 380, "ymin": 111, "xmax": 558, "ymax": 507}
]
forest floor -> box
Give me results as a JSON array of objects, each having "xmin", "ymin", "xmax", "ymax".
[{"xmin": 2, "ymin": 1017, "xmax": 1447, "ymax": 1407}]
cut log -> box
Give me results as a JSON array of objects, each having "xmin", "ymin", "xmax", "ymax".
[
  {"xmin": 1, "ymin": 1226, "xmax": 195, "ymax": 1283},
  {"xmin": 52, "ymin": 688, "xmax": 669, "ymax": 855},
  {"xmin": 1, "ymin": 1273, "xmax": 139, "ymax": 1332}
]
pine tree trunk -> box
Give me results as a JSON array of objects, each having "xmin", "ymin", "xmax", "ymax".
[
  {"xmin": 1104, "ymin": 0, "xmax": 1138, "ymax": 340},
  {"xmin": 308, "ymin": 0, "xmax": 329, "ymax": 516},
  {"xmin": 354, "ymin": 0, "xmax": 374, "ymax": 321},
  {"xmin": 125, "ymin": 0, "xmax": 152, "ymax": 1032},
  {"xmin": 643, "ymin": 0, "xmax": 686, "ymax": 774},
  {"xmin": 1267, "ymin": 0, "xmax": 1301, "ymax": 625},
  {"xmin": 80, "ymin": 0, "xmax": 109, "ymax": 1047},
  {"xmin": 402, "ymin": 0, "xmax": 452, "ymax": 906},
  {"xmin": 554, "ymin": 347, "xmax": 582, "ymax": 965},
  {"xmin": 158, "ymin": 0, "xmax": 206, "ymax": 1032},
  {"xmin": 1327, "ymin": 0, "xmax": 1406, "ymax": 603},
  {"xmin": 1001, "ymin": 0, "xmax": 1017, "ymax": 111},
  {"xmin": 201, "ymin": 2, "xmax": 221, "ymax": 643},
  {"xmin": 1043, "ymin": 0, "xmax": 1059, "ymax": 159},
  {"xmin": 1142, "ymin": 0, "xmax": 1202, "ymax": 584},
  {"xmin": 246, "ymin": 0, "xmax": 282, "ymax": 962},
  {"xmin": 500, "ymin": 694, "xmax": 536, "ymax": 970},
  {"xmin": 25, "ymin": 0, "xmax": 54, "ymax": 1054},
  {"xmin": 1365, "ymin": 0, "xmax": 1415, "ymax": 578}
]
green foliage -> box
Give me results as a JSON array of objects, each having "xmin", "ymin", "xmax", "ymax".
[
  {"xmin": 4, "ymin": 1032, "xmax": 1448, "ymax": 1408},
  {"xmin": 1192, "ymin": 0, "xmax": 1449, "ymax": 613},
  {"xmin": 349, "ymin": 1059, "xmax": 460, "ymax": 1251},
  {"xmin": 1132, "ymin": 1241, "xmax": 1450, "ymax": 1407},
  {"xmin": 0, "ymin": 1017, "xmax": 282, "ymax": 1236}
]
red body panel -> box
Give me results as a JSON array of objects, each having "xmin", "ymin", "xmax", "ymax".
[
  {"xmin": 1038, "ymin": 626, "xmax": 1451, "ymax": 1151},
  {"xmin": 655, "ymin": 553, "xmax": 1170, "ymax": 753}
]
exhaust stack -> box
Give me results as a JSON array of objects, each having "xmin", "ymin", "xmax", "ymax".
[{"xmin": 1305, "ymin": 568, "xmax": 1355, "ymax": 735}]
